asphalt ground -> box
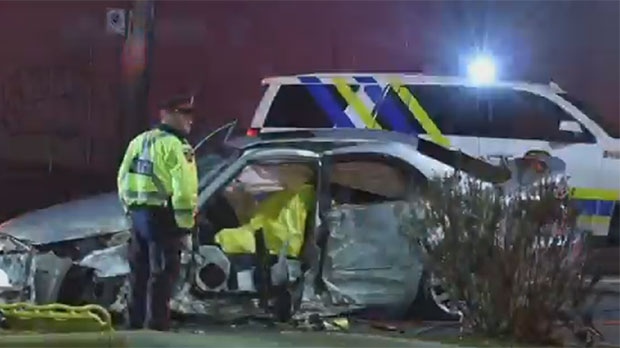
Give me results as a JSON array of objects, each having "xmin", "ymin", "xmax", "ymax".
[
  {"xmin": 0, "ymin": 287, "xmax": 617, "ymax": 348},
  {"xmin": 0, "ymin": 329, "xmax": 462, "ymax": 348},
  {"xmin": 586, "ymin": 246, "xmax": 620, "ymax": 276}
]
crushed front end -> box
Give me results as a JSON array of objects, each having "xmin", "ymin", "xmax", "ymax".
[{"xmin": 0, "ymin": 234, "xmax": 35, "ymax": 304}]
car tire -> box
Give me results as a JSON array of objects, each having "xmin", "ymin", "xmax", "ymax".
[
  {"xmin": 272, "ymin": 286, "xmax": 292, "ymax": 322},
  {"xmin": 607, "ymin": 204, "xmax": 619, "ymax": 246},
  {"xmin": 406, "ymin": 271, "xmax": 461, "ymax": 321},
  {"xmin": 56, "ymin": 266, "xmax": 90, "ymax": 305}
]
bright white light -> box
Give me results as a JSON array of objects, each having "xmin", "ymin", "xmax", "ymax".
[
  {"xmin": 467, "ymin": 55, "xmax": 497, "ymax": 84},
  {"xmin": 0, "ymin": 269, "xmax": 11, "ymax": 288}
]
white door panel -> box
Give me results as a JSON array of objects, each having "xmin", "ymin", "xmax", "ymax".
[
  {"xmin": 479, "ymin": 138, "xmax": 601, "ymax": 189},
  {"xmin": 479, "ymin": 137, "xmax": 609, "ymax": 235}
]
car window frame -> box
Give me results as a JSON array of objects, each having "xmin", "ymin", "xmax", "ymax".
[
  {"xmin": 197, "ymin": 147, "xmax": 321, "ymax": 210},
  {"xmin": 558, "ymin": 93, "xmax": 619, "ymax": 139},
  {"xmin": 484, "ymin": 89, "xmax": 596, "ymax": 144},
  {"xmin": 264, "ymin": 84, "xmax": 346, "ymax": 128},
  {"xmin": 322, "ymin": 152, "xmax": 426, "ymax": 203},
  {"xmin": 402, "ymin": 84, "xmax": 489, "ymax": 137}
]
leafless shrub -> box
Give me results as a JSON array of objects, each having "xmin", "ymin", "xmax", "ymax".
[{"xmin": 403, "ymin": 173, "xmax": 602, "ymax": 346}]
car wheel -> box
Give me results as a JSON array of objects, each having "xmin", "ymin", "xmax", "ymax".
[
  {"xmin": 56, "ymin": 266, "xmax": 90, "ymax": 305},
  {"xmin": 406, "ymin": 271, "xmax": 461, "ymax": 321},
  {"xmin": 58, "ymin": 268, "xmax": 123, "ymax": 309},
  {"xmin": 272, "ymin": 285, "xmax": 293, "ymax": 322}
]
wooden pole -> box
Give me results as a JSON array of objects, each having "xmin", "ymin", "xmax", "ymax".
[{"xmin": 120, "ymin": 0, "xmax": 155, "ymax": 144}]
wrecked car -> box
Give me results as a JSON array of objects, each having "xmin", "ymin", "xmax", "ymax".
[{"xmin": 0, "ymin": 125, "xmax": 512, "ymax": 322}]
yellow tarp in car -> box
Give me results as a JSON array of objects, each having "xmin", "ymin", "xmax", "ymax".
[{"xmin": 215, "ymin": 184, "xmax": 315, "ymax": 258}]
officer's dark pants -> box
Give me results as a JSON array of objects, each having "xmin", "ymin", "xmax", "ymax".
[{"xmin": 127, "ymin": 206, "xmax": 181, "ymax": 331}]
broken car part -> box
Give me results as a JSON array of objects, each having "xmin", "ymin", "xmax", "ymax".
[{"xmin": 0, "ymin": 128, "xmax": 508, "ymax": 322}]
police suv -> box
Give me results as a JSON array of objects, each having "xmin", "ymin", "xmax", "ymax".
[{"xmin": 248, "ymin": 73, "xmax": 620, "ymax": 244}]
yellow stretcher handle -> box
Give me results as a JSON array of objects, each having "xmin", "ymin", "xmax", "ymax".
[{"xmin": 0, "ymin": 303, "xmax": 113, "ymax": 333}]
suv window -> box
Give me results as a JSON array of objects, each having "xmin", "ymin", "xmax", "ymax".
[
  {"xmin": 486, "ymin": 89, "xmax": 596, "ymax": 143},
  {"xmin": 265, "ymin": 85, "xmax": 340, "ymax": 128},
  {"xmin": 265, "ymin": 84, "xmax": 490, "ymax": 137},
  {"xmin": 362, "ymin": 85, "xmax": 425, "ymax": 133},
  {"xmin": 403, "ymin": 85, "xmax": 488, "ymax": 136},
  {"xmin": 265, "ymin": 84, "xmax": 410, "ymax": 131},
  {"xmin": 559, "ymin": 94, "xmax": 620, "ymax": 139}
]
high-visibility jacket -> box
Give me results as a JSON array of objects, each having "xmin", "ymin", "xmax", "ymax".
[{"xmin": 117, "ymin": 125, "xmax": 198, "ymax": 229}]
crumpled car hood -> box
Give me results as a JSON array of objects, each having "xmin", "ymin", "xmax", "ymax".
[{"xmin": 0, "ymin": 193, "xmax": 129, "ymax": 245}]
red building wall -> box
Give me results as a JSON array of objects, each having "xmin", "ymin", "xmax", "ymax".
[
  {"xmin": 0, "ymin": 1, "xmax": 129, "ymax": 219},
  {"xmin": 0, "ymin": 0, "xmax": 617, "ymax": 219}
]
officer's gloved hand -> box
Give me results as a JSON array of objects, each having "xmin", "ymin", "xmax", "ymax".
[{"xmin": 181, "ymin": 232, "xmax": 193, "ymax": 251}]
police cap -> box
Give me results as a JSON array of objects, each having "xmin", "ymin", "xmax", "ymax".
[{"xmin": 159, "ymin": 94, "xmax": 195, "ymax": 112}]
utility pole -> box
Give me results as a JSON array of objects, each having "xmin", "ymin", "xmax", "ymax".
[{"xmin": 120, "ymin": 0, "xmax": 155, "ymax": 145}]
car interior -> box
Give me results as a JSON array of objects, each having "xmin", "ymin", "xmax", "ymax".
[
  {"xmin": 195, "ymin": 160, "xmax": 318, "ymax": 305},
  {"xmin": 194, "ymin": 153, "xmax": 427, "ymax": 318}
]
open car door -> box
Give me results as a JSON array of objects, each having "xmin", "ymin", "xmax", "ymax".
[
  {"xmin": 193, "ymin": 120, "xmax": 237, "ymax": 154},
  {"xmin": 193, "ymin": 120, "xmax": 239, "ymax": 190}
]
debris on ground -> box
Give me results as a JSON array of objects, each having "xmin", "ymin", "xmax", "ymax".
[{"xmin": 293, "ymin": 314, "xmax": 350, "ymax": 332}]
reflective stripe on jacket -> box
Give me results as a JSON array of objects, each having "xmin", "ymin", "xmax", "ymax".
[{"xmin": 117, "ymin": 126, "xmax": 198, "ymax": 229}]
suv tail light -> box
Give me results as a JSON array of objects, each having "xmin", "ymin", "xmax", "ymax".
[{"xmin": 246, "ymin": 128, "xmax": 259, "ymax": 137}]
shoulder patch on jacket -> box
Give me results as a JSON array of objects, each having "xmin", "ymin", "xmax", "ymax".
[{"xmin": 183, "ymin": 147, "xmax": 195, "ymax": 163}]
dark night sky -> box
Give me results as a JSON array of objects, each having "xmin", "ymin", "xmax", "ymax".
[
  {"xmin": 433, "ymin": 0, "xmax": 619, "ymax": 123},
  {"xmin": 432, "ymin": 0, "xmax": 619, "ymax": 127},
  {"xmin": 149, "ymin": 0, "xmax": 619, "ymax": 133}
]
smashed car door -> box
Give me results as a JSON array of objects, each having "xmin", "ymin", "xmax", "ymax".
[
  {"xmin": 315, "ymin": 146, "xmax": 425, "ymax": 313},
  {"xmin": 181, "ymin": 148, "xmax": 322, "ymax": 318}
]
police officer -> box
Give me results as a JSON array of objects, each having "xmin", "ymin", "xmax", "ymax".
[{"xmin": 117, "ymin": 95, "xmax": 198, "ymax": 331}]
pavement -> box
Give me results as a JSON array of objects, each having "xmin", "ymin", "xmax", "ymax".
[
  {"xmin": 594, "ymin": 278, "xmax": 620, "ymax": 347},
  {"xmin": 0, "ymin": 330, "xmax": 468, "ymax": 348},
  {"xmin": 0, "ymin": 277, "xmax": 617, "ymax": 347},
  {"xmin": 586, "ymin": 246, "xmax": 620, "ymax": 276},
  {"xmin": 0, "ymin": 307, "xmax": 617, "ymax": 348}
]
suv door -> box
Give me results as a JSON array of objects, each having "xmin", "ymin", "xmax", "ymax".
[{"xmin": 477, "ymin": 89, "xmax": 607, "ymax": 235}]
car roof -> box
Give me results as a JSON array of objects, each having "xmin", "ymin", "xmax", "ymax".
[
  {"xmin": 261, "ymin": 73, "xmax": 566, "ymax": 94},
  {"xmin": 226, "ymin": 128, "xmax": 420, "ymax": 150},
  {"xmin": 225, "ymin": 128, "xmax": 511, "ymax": 184}
]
